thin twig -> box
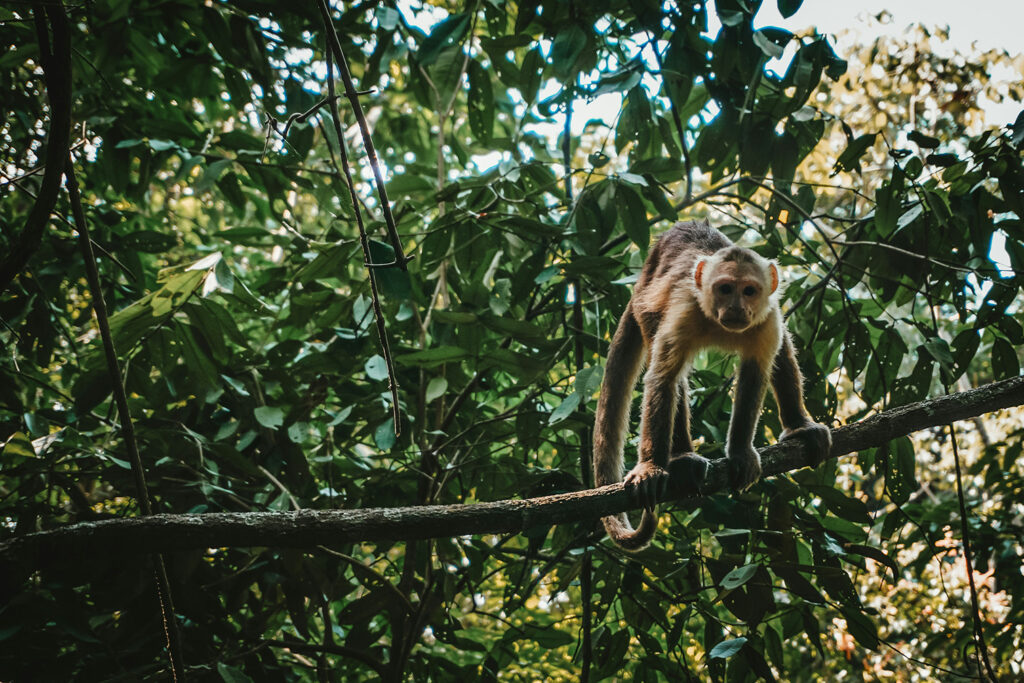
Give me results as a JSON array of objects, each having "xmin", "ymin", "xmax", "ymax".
[
  {"xmin": 66, "ymin": 160, "xmax": 186, "ymax": 680},
  {"xmin": 315, "ymin": 0, "xmax": 408, "ymax": 269},
  {"xmin": 647, "ymin": 31, "xmax": 693, "ymax": 205},
  {"xmin": 323, "ymin": 43, "xmax": 401, "ymax": 435},
  {"xmin": 834, "ymin": 240, "xmax": 975, "ymax": 274},
  {"xmin": 262, "ymin": 639, "xmax": 387, "ymax": 677},
  {"xmin": 916, "ymin": 193, "xmax": 998, "ymax": 681},
  {"xmin": 562, "ymin": 72, "xmax": 594, "ymax": 683}
]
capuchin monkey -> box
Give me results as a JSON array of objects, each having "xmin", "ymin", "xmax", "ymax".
[{"xmin": 593, "ymin": 220, "xmax": 831, "ymax": 551}]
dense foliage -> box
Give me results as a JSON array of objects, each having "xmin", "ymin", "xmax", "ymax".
[{"xmin": 1, "ymin": 0, "xmax": 1022, "ymax": 680}]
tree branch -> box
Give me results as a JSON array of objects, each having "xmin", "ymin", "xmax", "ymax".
[
  {"xmin": 0, "ymin": 1, "xmax": 72, "ymax": 296},
  {"xmin": 2, "ymin": 376, "xmax": 1022, "ymax": 571}
]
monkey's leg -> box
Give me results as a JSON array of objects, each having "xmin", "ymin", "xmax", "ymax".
[
  {"xmin": 726, "ymin": 358, "xmax": 770, "ymax": 490},
  {"xmin": 770, "ymin": 333, "xmax": 832, "ymax": 466},
  {"xmin": 625, "ymin": 337, "xmax": 687, "ymax": 509},
  {"xmin": 593, "ymin": 308, "xmax": 646, "ymax": 489},
  {"xmin": 669, "ymin": 374, "xmax": 709, "ymax": 494}
]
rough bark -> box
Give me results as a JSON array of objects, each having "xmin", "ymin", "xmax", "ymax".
[{"xmin": 2, "ymin": 376, "xmax": 1022, "ymax": 571}]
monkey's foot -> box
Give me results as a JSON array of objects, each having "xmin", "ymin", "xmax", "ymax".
[
  {"xmin": 727, "ymin": 447, "xmax": 762, "ymax": 491},
  {"xmin": 780, "ymin": 422, "xmax": 832, "ymax": 467},
  {"xmin": 623, "ymin": 461, "xmax": 670, "ymax": 511},
  {"xmin": 667, "ymin": 452, "xmax": 710, "ymax": 495}
]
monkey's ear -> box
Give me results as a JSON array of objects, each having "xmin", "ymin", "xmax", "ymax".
[
  {"xmin": 768, "ymin": 262, "xmax": 779, "ymax": 294},
  {"xmin": 694, "ymin": 259, "xmax": 707, "ymax": 288}
]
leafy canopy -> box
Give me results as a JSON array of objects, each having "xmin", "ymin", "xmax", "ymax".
[{"xmin": 1, "ymin": 0, "xmax": 1023, "ymax": 680}]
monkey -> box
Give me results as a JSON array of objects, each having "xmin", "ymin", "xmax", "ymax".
[{"xmin": 593, "ymin": 220, "xmax": 832, "ymax": 551}]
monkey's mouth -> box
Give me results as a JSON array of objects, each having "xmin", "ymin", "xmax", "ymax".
[{"xmin": 719, "ymin": 317, "xmax": 749, "ymax": 330}]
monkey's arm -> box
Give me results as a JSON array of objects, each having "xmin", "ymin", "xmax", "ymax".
[
  {"xmin": 726, "ymin": 358, "xmax": 771, "ymax": 490},
  {"xmin": 771, "ymin": 332, "xmax": 832, "ymax": 465}
]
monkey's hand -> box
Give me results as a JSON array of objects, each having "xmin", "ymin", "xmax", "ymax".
[
  {"xmin": 667, "ymin": 452, "xmax": 711, "ymax": 495},
  {"xmin": 727, "ymin": 445, "xmax": 762, "ymax": 491},
  {"xmin": 623, "ymin": 461, "xmax": 670, "ymax": 511},
  {"xmin": 780, "ymin": 421, "xmax": 832, "ymax": 467}
]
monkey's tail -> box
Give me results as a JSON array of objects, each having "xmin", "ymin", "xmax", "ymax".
[
  {"xmin": 592, "ymin": 308, "xmax": 656, "ymax": 551},
  {"xmin": 601, "ymin": 509, "xmax": 657, "ymax": 551}
]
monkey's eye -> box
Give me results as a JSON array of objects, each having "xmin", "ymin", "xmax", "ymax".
[
  {"xmin": 742, "ymin": 285, "xmax": 757, "ymax": 296},
  {"xmin": 718, "ymin": 284, "xmax": 733, "ymax": 295}
]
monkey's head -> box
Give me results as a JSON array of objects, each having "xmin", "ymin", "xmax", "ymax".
[{"xmin": 693, "ymin": 247, "xmax": 779, "ymax": 332}]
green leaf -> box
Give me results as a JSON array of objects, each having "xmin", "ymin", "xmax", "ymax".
[
  {"xmin": 720, "ymin": 564, "xmax": 758, "ymax": 590},
  {"xmin": 217, "ymin": 172, "xmax": 246, "ymax": 211},
  {"xmin": 254, "ymin": 406, "xmax": 285, "ymax": 429},
  {"xmin": 418, "ymin": 12, "xmax": 471, "ymax": 66},
  {"xmin": 520, "ymin": 47, "xmax": 544, "ymax": 105},
  {"xmin": 548, "ymin": 391, "xmax": 580, "ymax": 425},
  {"xmin": 807, "ymin": 485, "xmax": 871, "ymax": 525},
  {"xmin": 752, "ymin": 29, "xmax": 789, "ymax": 59},
  {"xmin": 218, "ymin": 662, "xmax": 255, "ymax": 683},
  {"xmin": 950, "ymin": 329, "xmax": 980, "ymax": 379},
  {"xmin": 926, "ymin": 153, "xmax": 958, "ymax": 167},
  {"xmin": 176, "ymin": 323, "xmax": 219, "ymax": 390},
  {"xmin": 709, "ymin": 637, "xmax": 747, "ymax": 659},
  {"xmin": 431, "ymin": 46, "xmax": 467, "ymax": 112},
  {"xmin": 776, "ymin": 567, "xmax": 826, "ymax": 603},
  {"xmin": 921, "ymin": 337, "xmax": 954, "ymax": 375},
  {"xmin": 895, "ymin": 203, "xmax": 923, "ymax": 231},
  {"xmin": 467, "ymin": 60, "xmax": 495, "ymax": 144},
  {"xmin": 718, "ymin": 10, "xmax": 745, "ymax": 27},
  {"xmin": 287, "ymin": 421, "xmax": 309, "ymax": 444},
  {"xmin": 1, "ymin": 432, "xmax": 36, "ymax": 462},
  {"xmin": 617, "ymin": 183, "xmax": 649, "ymax": 248},
  {"xmin": 842, "ymin": 322, "xmax": 871, "ymax": 381},
  {"xmin": 550, "ymin": 26, "xmax": 586, "ymax": 80},
  {"xmin": 148, "ymin": 139, "xmax": 178, "ymax": 152},
  {"xmin": 395, "ymin": 346, "xmax": 468, "ymax": 367},
  {"xmin": 992, "ymin": 337, "xmax": 1021, "ymax": 376},
  {"xmin": 519, "ymin": 622, "xmax": 575, "ymax": 648},
  {"xmin": 365, "ymin": 355, "xmax": 388, "ymax": 381},
  {"xmin": 832, "ymin": 133, "xmax": 877, "ymax": 175},
  {"xmin": 368, "ymin": 240, "xmax": 412, "ymax": 299},
  {"xmin": 376, "ymin": 6, "xmax": 399, "ymax": 31},
  {"xmin": 883, "ymin": 437, "xmax": 918, "ymax": 505},
  {"xmin": 777, "ymin": 0, "xmax": 803, "ymax": 18},
  {"xmin": 904, "ymin": 156, "xmax": 923, "ymax": 179},
  {"xmin": 375, "ymin": 418, "xmax": 397, "ymax": 450},
  {"xmin": 425, "ymin": 377, "xmax": 448, "ymax": 403},
  {"xmin": 840, "ymin": 606, "xmax": 879, "ymax": 651},
  {"xmin": 118, "ymin": 230, "xmax": 178, "ymax": 253},
  {"xmin": 1011, "ymin": 109, "xmax": 1024, "ymax": 146},
  {"xmin": 771, "ymin": 132, "xmax": 799, "ymax": 191},
  {"xmin": 593, "ymin": 60, "xmax": 643, "ymax": 97},
  {"xmin": 575, "ymin": 365, "xmax": 604, "ymax": 400},
  {"xmin": 874, "ymin": 183, "xmax": 898, "ymax": 236},
  {"xmin": 296, "ymin": 244, "xmax": 349, "ymax": 284},
  {"xmin": 844, "ymin": 544, "xmax": 899, "ymax": 577},
  {"xmin": 907, "ymin": 130, "xmax": 940, "ymax": 149}
]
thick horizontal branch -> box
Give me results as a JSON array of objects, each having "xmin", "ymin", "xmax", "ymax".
[{"xmin": 2, "ymin": 376, "xmax": 1022, "ymax": 570}]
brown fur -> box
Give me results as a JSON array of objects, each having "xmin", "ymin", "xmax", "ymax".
[{"xmin": 594, "ymin": 220, "xmax": 831, "ymax": 551}]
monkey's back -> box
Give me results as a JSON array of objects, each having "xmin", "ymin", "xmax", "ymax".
[
  {"xmin": 636, "ymin": 220, "xmax": 730, "ymax": 291},
  {"xmin": 660, "ymin": 220, "xmax": 732, "ymax": 256}
]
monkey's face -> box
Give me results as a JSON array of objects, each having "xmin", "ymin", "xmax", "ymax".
[
  {"xmin": 709, "ymin": 275, "xmax": 766, "ymax": 330},
  {"xmin": 695, "ymin": 257, "xmax": 777, "ymax": 332}
]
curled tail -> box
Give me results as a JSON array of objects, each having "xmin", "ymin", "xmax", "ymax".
[
  {"xmin": 601, "ymin": 506, "xmax": 658, "ymax": 551},
  {"xmin": 592, "ymin": 307, "xmax": 655, "ymax": 551}
]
